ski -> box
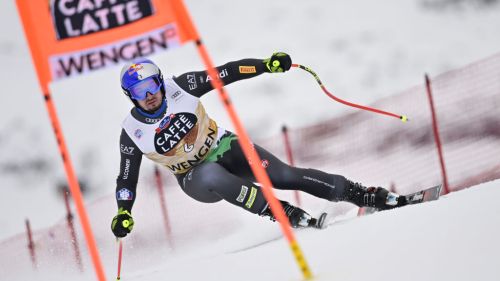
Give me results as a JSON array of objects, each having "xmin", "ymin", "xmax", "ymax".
[
  {"xmin": 358, "ymin": 184, "xmax": 443, "ymax": 216},
  {"xmin": 405, "ymin": 184, "xmax": 442, "ymax": 204},
  {"xmin": 230, "ymin": 185, "xmax": 443, "ymax": 253},
  {"xmin": 228, "ymin": 212, "xmax": 329, "ymax": 253},
  {"xmin": 308, "ymin": 212, "xmax": 328, "ymax": 229}
]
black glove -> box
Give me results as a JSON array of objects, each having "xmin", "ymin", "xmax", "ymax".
[
  {"xmin": 264, "ymin": 52, "xmax": 292, "ymax": 73},
  {"xmin": 111, "ymin": 208, "xmax": 134, "ymax": 238}
]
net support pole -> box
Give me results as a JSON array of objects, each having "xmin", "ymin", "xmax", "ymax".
[
  {"xmin": 63, "ymin": 191, "xmax": 84, "ymax": 272},
  {"xmin": 25, "ymin": 218, "xmax": 37, "ymax": 268},
  {"xmin": 425, "ymin": 74, "xmax": 450, "ymax": 194},
  {"xmin": 42, "ymin": 90, "xmax": 107, "ymax": 281}
]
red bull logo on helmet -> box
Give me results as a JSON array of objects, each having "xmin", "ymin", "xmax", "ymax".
[{"xmin": 127, "ymin": 63, "xmax": 144, "ymax": 75}]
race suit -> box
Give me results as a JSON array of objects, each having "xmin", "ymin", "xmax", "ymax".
[{"xmin": 115, "ymin": 58, "xmax": 350, "ymax": 215}]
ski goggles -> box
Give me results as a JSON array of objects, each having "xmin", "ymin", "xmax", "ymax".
[{"xmin": 126, "ymin": 77, "xmax": 162, "ymax": 100}]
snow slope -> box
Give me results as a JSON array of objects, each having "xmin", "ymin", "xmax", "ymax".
[
  {"xmin": 147, "ymin": 181, "xmax": 499, "ymax": 281},
  {"xmin": 1, "ymin": 179, "xmax": 498, "ymax": 281}
]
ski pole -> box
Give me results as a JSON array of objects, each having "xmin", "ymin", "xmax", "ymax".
[
  {"xmin": 292, "ymin": 64, "xmax": 409, "ymax": 122},
  {"xmin": 116, "ymin": 239, "xmax": 123, "ymax": 281}
]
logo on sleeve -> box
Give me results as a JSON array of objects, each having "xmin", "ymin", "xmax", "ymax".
[
  {"xmin": 154, "ymin": 113, "xmax": 197, "ymax": 154},
  {"xmin": 204, "ymin": 69, "xmax": 228, "ymax": 83},
  {"xmin": 120, "ymin": 145, "xmax": 135, "ymax": 155},
  {"xmin": 134, "ymin": 129, "xmax": 143, "ymax": 139},
  {"xmin": 187, "ymin": 74, "xmax": 197, "ymax": 90},
  {"xmin": 239, "ymin": 66, "xmax": 256, "ymax": 74},
  {"xmin": 116, "ymin": 188, "xmax": 134, "ymax": 201},
  {"xmin": 122, "ymin": 159, "xmax": 130, "ymax": 180}
]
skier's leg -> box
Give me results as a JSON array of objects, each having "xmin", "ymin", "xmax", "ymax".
[
  {"xmin": 253, "ymin": 146, "xmax": 406, "ymax": 209},
  {"xmin": 214, "ymin": 137, "xmax": 349, "ymax": 200},
  {"xmin": 176, "ymin": 162, "xmax": 268, "ymax": 214},
  {"xmin": 215, "ymin": 135, "xmax": 405, "ymax": 210},
  {"xmin": 176, "ymin": 161, "xmax": 314, "ymax": 227}
]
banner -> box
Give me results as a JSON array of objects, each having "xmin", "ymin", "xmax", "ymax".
[{"xmin": 17, "ymin": 0, "xmax": 197, "ymax": 90}]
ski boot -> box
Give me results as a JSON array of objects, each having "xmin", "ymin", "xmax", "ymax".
[
  {"xmin": 260, "ymin": 201, "xmax": 313, "ymax": 228},
  {"xmin": 345, "ymin": 181, "xmax": 407, "ymax": 210}
]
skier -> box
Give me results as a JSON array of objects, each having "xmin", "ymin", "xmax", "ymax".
[{"xmin": 111, "ymin": 52, "xmax": 407, "ymax": 238}]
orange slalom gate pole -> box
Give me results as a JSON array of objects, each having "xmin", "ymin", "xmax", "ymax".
[
  {"xmin": 197, "ymin": 42, "xmax": 313, "ymax": 279},
  {"xmin": 43, "ymin": 90, "xmax": 107, "ymax": 281},
  {"xmin": 16, "ymin": 0, "xmax": 106, "ymax": 279},
  {"xmin": 170, "ymin": 1, "xmax": 313, "ymax": 279}
]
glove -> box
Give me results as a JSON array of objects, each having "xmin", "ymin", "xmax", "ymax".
[
  {"xmin": 111, "ymin": 208, "xmax": 134, "ymax": 238},
  {"xmin": 264, "ymin": 52, "xmax": 292, "ymax": 73}
]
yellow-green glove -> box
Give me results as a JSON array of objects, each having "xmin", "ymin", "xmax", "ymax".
[
  {"xmin": 111, "ymin": 208, "xmax": 134, "ymax": 238},
  {"xmin": 264, "ymin": 52, "xmax": 292, "ymax": 73}
]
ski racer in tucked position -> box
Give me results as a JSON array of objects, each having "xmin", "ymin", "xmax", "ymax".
[{"xmin": 111, "ymin": 52, "xmax": 408, "ymax": 238}]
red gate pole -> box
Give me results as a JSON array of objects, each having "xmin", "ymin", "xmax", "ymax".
[
  {"xmin": 425, "ymin": 74, "xmax": 450, "ymax": 194},
  {"xmin": 63, "ymin": 191, "xmax": 84, "ymax": 271},
  {"xmin": 282, "ymin": 125, "xmax": 301, "ymax": 206},
  {"xmin": 25, "ymin": 219, "xmax": 37, "ymax": 268}
]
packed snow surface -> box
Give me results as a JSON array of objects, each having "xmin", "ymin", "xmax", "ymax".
[{"xmin": 1, "ymin": 179, "xmax": 499, "ymax": 281}]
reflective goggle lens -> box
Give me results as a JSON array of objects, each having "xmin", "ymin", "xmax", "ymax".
[{"xmin": 128, "ymin": 78, "xmax": 161, "ymax": 100}]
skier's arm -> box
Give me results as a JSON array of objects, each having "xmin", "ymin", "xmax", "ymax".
[
  {"xmin": 115, "ymin": 129, "xmax": 143, "ymax": 213},
  {"xmin": 173, "ymin": 52, "xmax": 292, "ymax": 97}
]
